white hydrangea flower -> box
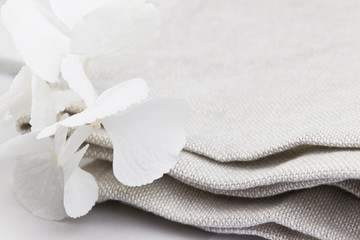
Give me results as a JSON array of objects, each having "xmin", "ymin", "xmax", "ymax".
[
  {"xmin": 1, "ymin": 0, "xmax": 190, "ymax": 218},
  {"xmin": 1, "ymin": 0, "xmax": 160, "ymax": 105},
  {"xmin": 30, "ymin": 74, "xmax": 82, "ymax": 131},
  {"xmin": 0, "ymin": 122, "xmax": 97, "ymax": 220},
  {"xmin": 40, "ymin": 78, "xmax": 191, "ymax": 187},
  {"xmin": 0, "ymin": 66, "xmax": 81, "ymax": 131}
]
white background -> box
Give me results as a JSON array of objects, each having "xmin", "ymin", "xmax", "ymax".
[{"xmin": 0, "ymin": 0, "xmax": 264, "ymax": 239}]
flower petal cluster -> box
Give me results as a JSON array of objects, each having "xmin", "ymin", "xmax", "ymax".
[
  {"xmin": 0, "ymin": 0, "xmax": 190, "ymax": 220},
  {"xmin": 0, "ymin": 123, "xmax": 97, "ymax": 220},
  {"xmin": 40, "ymin": 79, "xmax": 191, "ymax": 187}
]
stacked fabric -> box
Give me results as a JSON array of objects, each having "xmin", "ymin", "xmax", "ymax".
[{"xmin": 16, "ymin": 0, "xmax": 360, "ymax": 239}]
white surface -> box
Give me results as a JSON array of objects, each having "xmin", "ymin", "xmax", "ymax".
[{"xmin": 0, "ymin": 0, "xmax": 263, "ymax": 238}]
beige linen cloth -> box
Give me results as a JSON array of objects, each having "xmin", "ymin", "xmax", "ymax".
[{"xmin": 17, "ymin": 0, "xmax": 360, "ymax": 239}]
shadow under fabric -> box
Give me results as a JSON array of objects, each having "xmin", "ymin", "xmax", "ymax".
[{"xmin": 17, "ymin": 0, "xmax": 360, "ymax": 239}]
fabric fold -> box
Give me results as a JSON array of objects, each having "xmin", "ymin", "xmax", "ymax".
[
  {"xmin": 85, "ymin": 160, "xmax": 360, "ymax": 240},
  {"xmin": 16, "ymin": 118, "xmax": 360, "ymax": 199}
]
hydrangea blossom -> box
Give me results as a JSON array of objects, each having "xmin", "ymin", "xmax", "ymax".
[
  {"xmin": 1, "ymin": 0, "xmax": 160, "ymax": 101},
  {"xmin": 1, "ymin": 0, "xmax": 160, "ymax": 129},
  {"xmin": 40, "ymin": 79, "xmax": 191, "ymax": 187},
  {"xmin": 0, "ymin": 0, "xmax": 191, "ymax": 220},
  {"xmin": 0, "ymin": 66, "xmax": 81, "ymax": 130},
  {"xmin": 0, "ymin": 122, "xmax": 98, "ymax": 220}
]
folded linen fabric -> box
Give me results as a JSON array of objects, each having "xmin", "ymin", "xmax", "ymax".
[
  {"xmin": 84, "ymin": 160, "xmax": 360, "ymax": 240},
  {"xmin": 93, "ymin": 0, "xmax": 360, "ymax": 161},
  {"xmin": 90, "ymin": 0, "xmax": 360, "ymax": 238},
  {"xmin": 14, "ymin": 0, "xmax": 360, "ymax": 239},
  {"xmin": 17, "ymin": 118, "xmax": 360, "ymax": 199}
]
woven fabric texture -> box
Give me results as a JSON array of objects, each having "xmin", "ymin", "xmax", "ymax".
[
  {"xmin": 84, "ymin": 144, "xmax": 360, "ymax": 198},
  {"xmin": 17, "ymin": 118, "xmax": 360, "ymax": 199},
  {"xmin": 87, "ymin": 0, "xmax": 360, "ymax": 162},
  {"xmin": 85, "ymin": 161, "xmax": 360, "ymax": 240}
]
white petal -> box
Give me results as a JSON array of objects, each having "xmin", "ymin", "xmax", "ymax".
[
  {"xmin": 14, "ymin": 152, "xmax": 67, "ymax": 220},
  {"xmin": 61, "ymin": 54, "xmax": 98, "ymax": 107},
  {"xmin": 53, "ymin": 119, "xmax": 68, "ymax": 158},
  {"xmin": 49, "ymin": 0, "xmax": 112, "ymax": 30},
  {"xmin": 1, "ymin": 0, "xmax": 70, "ymax": 83},
  {"xmin": 31, "ymin": 76, "xmax": 80, "ymax": 131},
  {"xmin": 63, "ymin": 167, "xmax": 98, "ymax": 218},
  {"xmin": 0, "ymin": 132, "xmax": 52, "ymax": 159},
  {"xmin": 94, "ymin": 78, "xmax": 148, "ymax": 118},
  {"xmin": 102, "ymin": 97, "xmax": 191, "ymax": 186},
  {"xmin": 37, "ymin": 122, "xmax": 59, "ymax": 139},
  {"xmin": 61, "ymin": 144, "xmax": 89, "ymax": 181},
  {"xmin": 70, "ymin": 0, "xmax": 160, "ymax": 72},
  {"xmin": 58, "ymin": 78, "xmax": 148, "ymax": 128},
  {"xmin": 59, "ymin": 125, "xmax": 91, "ymax": 166},
  {"xmin": 30, "ymin": 75, "xmax": 56, "ymax": 131},
  {"xmin": 0, "ymin": 66, "xmax": 32, "ymax": 122},
  {"xmin": 53, "ymin": 89, "xmax": 82, "ymax": 113},
  {"xmin": 57, "ymin": 109, "xmax": 97, "ymax": 127},
  {"xmin": 63, "ymin": 126, "xmax": 91, "ymax": 156}
]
